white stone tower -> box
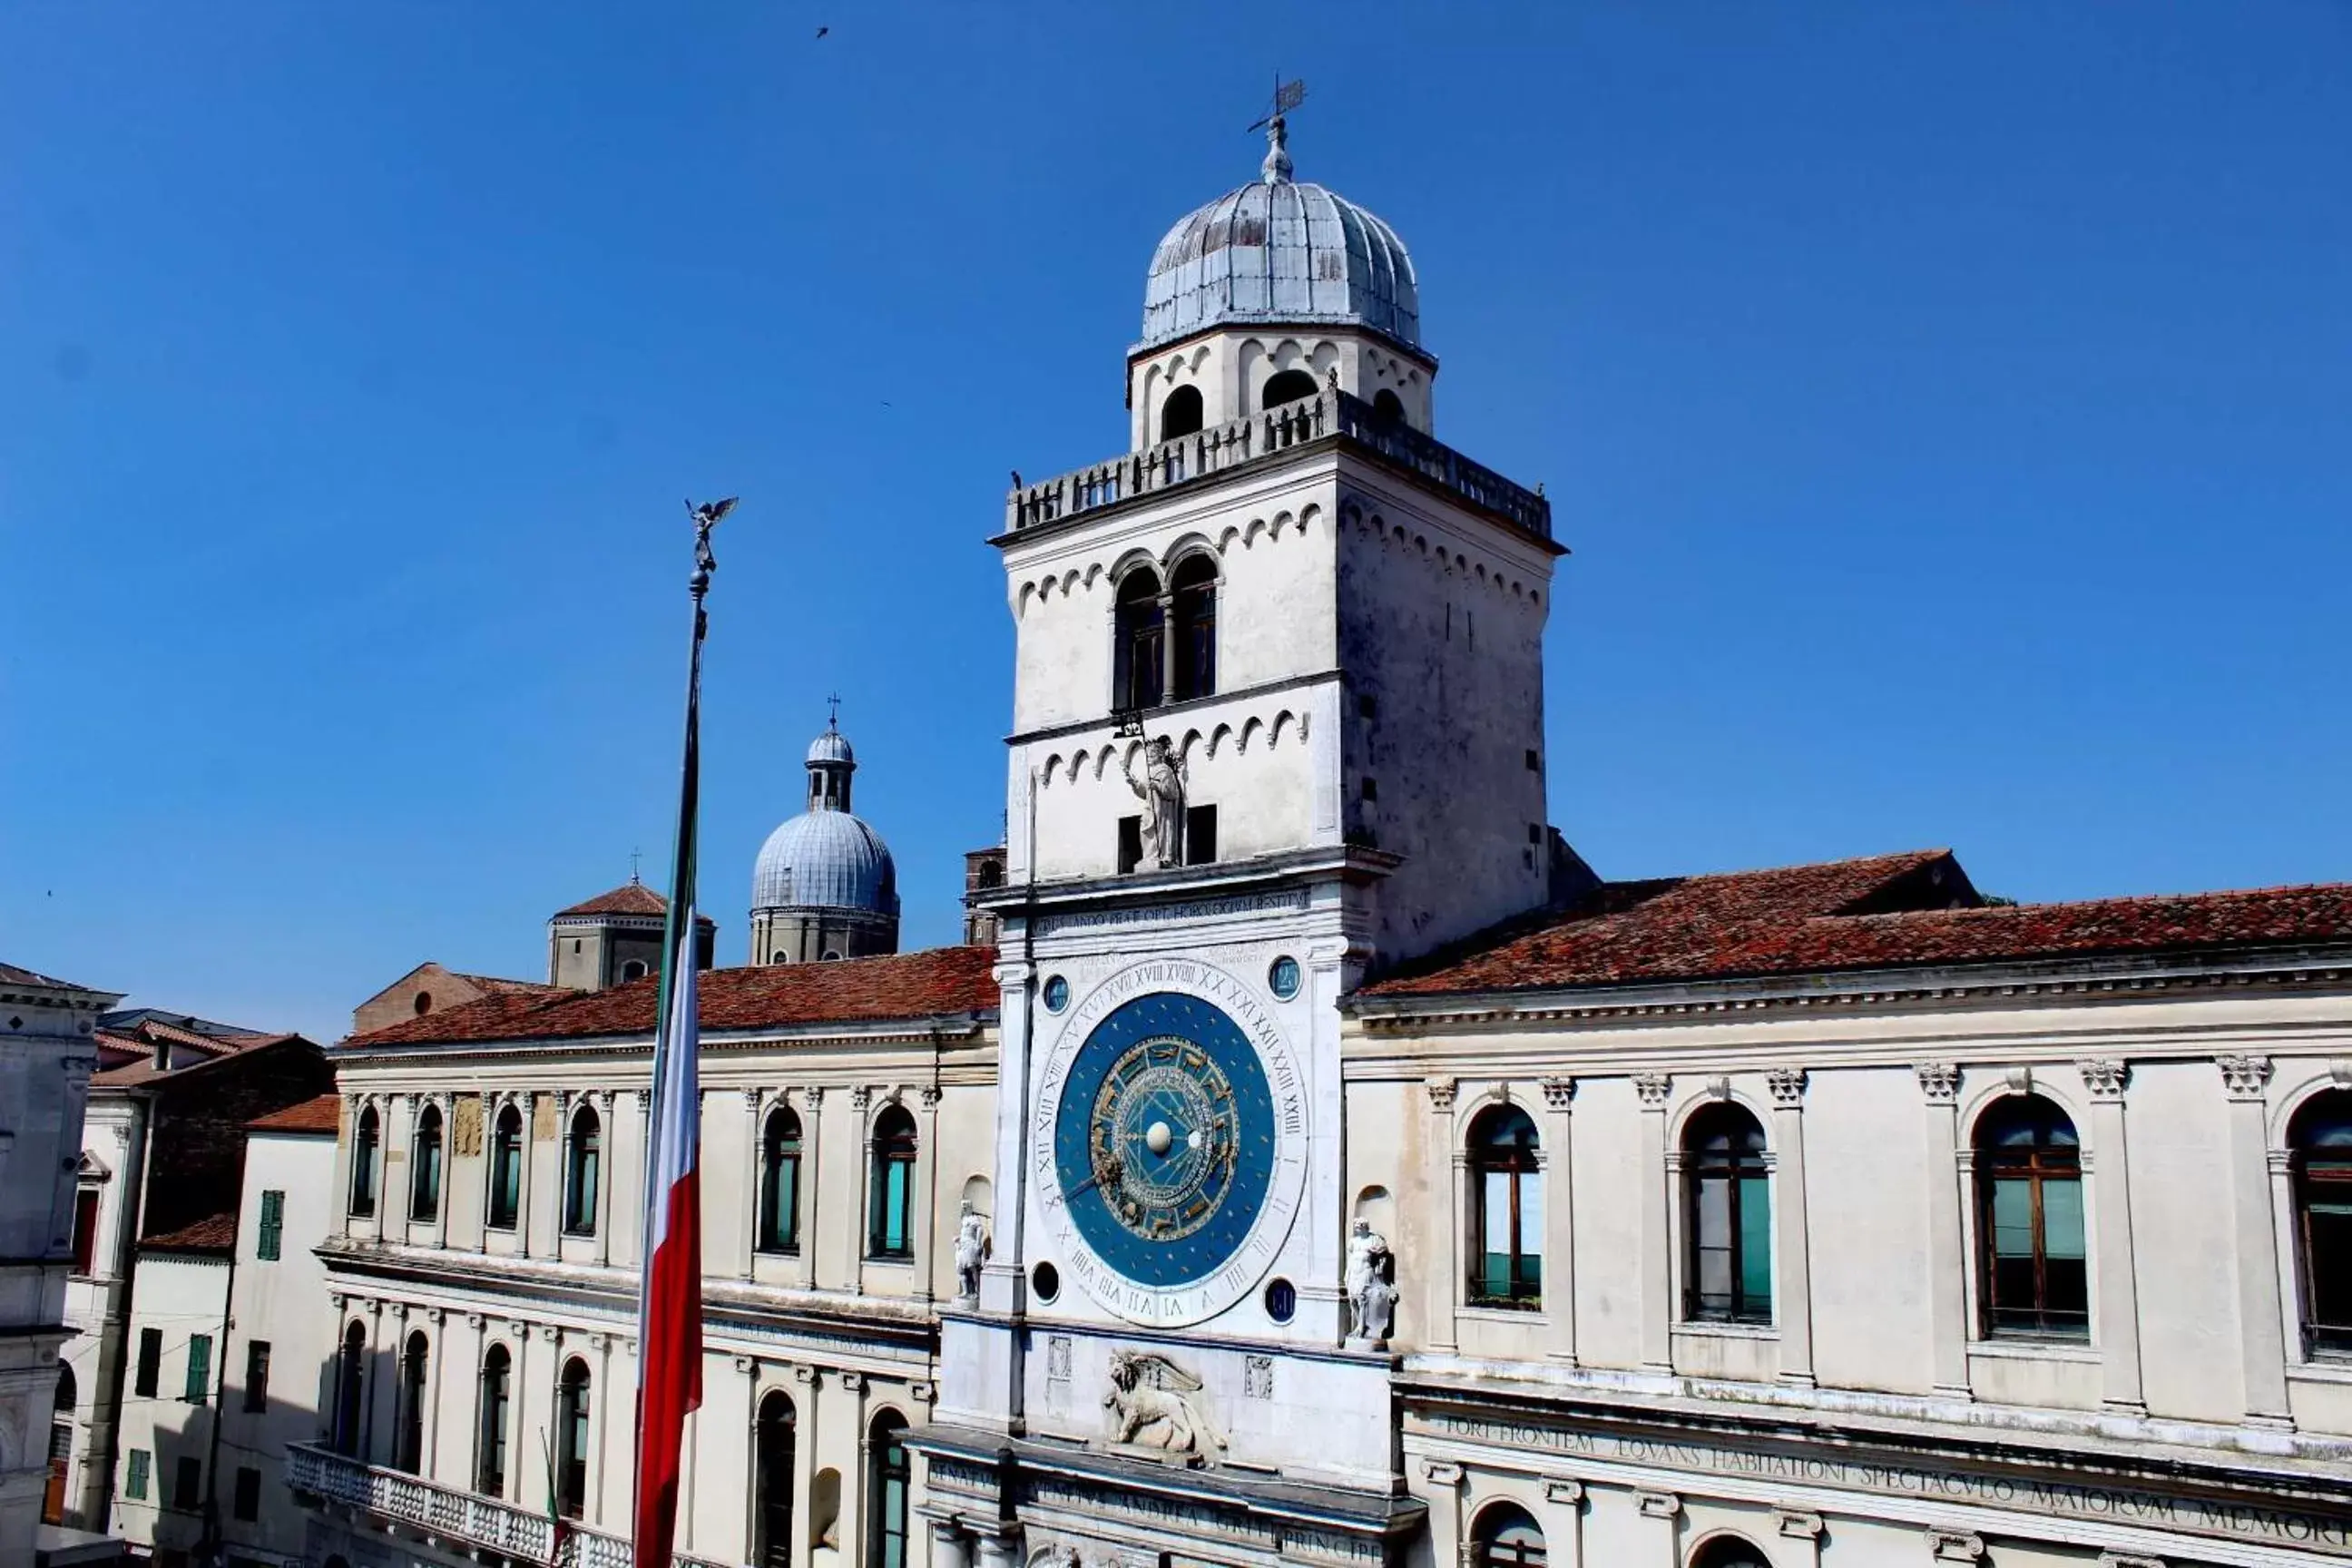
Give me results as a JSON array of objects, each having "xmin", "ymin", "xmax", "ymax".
[{"xmin": 924, "ymin": 116, "xmax": 1567, "ymax": 1568}]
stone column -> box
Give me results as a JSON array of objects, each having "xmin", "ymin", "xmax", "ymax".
[
  {"xmin": 516, "ymin": 1091, "xmax": 538, "ymax": 1257},
  {"xmin": 1916, "ymin": 1063, "xmax": 1971, "ymax": 1397},
  {"xmin": 1418, "ymin": 1458, "xmax": 1465, "ymax": 1568},
  {"xmin": 1776, "ymin": 1508, "xmax": 1825, "ymax": 1568},
  {"xmin": 1635, "ymin": 1489, "xmax": 1681, "ymax": 1567},
  {"xmin": 1769, "ymin": 1068, "xmax": 1816, "ymax": 1387},
  {"xmin": 851, "ymin": 1085, "xmax": 877, "ymax": 1295},
  {"xmin": 800, "ymin": 1087, "xmax": 826, "ymax": 1290},
  {"xmin": 1423, "ymin": 1079, "xmax": 1459, "ymax": 1353},
  {"xmin": 505, "ymin": 1318, "xmax": 531, "ymax": 1503},
  {"xmin": 466, "ymin": 1311, "xmax": 488, "ymax": 1492},
  {"xmin": 741, "ymin": 1091, "xmax": 764, "ymax": 1280},
  {"xmin": 422, "ymin": 1307, "xmax": 446, "ymax": 1479},
  {"xmin": 594, "ymin": 1090, "xmax": 617, "ymax": 1267},
  {"xmin": 1635, "ymin": 1074, "xmax": 1674, "ymax": 1372},
  {"xmin": 1540, "ymin": 1079, "xmax": 1578, "ymax": 1365},
  {"xmin": 2217, "ymin": 1055, "xmax": 2293, "ymax": 1426},
  {"xmin": 840, "ymin": 1371, "xmax": 871, "ymax": 1567},
  {"xmin": 2079, "ymin": 1060, "xmax": 2145, "ymax": 1413},
  {"xmin": 432, "ymin": 1095, "xmax": 454, "ymax": 1252},
  {"xmin": 791, "ymin": 1365, "xmax": 821, "ymax": 1568},
  {"xmin": 475, "ymin": 1090, "xmax": 495, "ymax": 1256},
  {"xmin": 590, "ymin": 1333, "xmax": 612, "ymax": 1527},
  {"xmin": 916, "ymin": 1086, "xmax": 944, "ymax": 1303},
  {"xmin": 1542, "ymin": 1479, "xmax": 1586, "ymax": 1568}
]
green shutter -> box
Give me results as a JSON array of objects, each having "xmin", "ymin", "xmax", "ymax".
[
  {"xmin": 125, "ymin": 1449, "xmax": 150, "ymax": 1500},
  {"xmin": 258, "ymin": 1191, "xmax": 284, "ymax": 1261},
  {"xmin": 186, "ymin": 1334, "xmax": 212, "ymax": 1404}
]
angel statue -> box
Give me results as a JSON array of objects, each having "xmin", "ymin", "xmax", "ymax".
[
  {"xmin": 953, "ymin": 1203, "xmax": 988, "ymax": 1301},
  {"xmin": 1346, "ymin": 1217, "xmax": 1398, "ymax": 1347},
  {"xmin": 1102, "ymin": 1350, "xmax": 1228, "ymax": 1464},
  {"xmin": 1119, "ymin": 738, "xmax": 1185, "ymax": 868}
]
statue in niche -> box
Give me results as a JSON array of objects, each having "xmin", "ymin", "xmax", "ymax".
[
  {"xmin": 1346, "ymin": 1217, "xmax": 1397, "ymax": 1348},
  {"xmin": 953, "ymin": 1203, "xmax": 988, "ymax": 1301},
  {"xmin": 1119, "ymin": 738, "xmax": 1186, "ymax": 868},
  {"xmin": 1102, "ymin": 1350, "xmax": 1227, "ymax": 1464}
]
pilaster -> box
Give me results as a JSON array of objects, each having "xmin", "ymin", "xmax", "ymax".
[
  {"xmin": 2079, "ymin": 1059, "xmax": 2145, "ymax": 1413},
  {"xmin": 1424, "ymin": 1079, "xmax": 1459, "ymax": 1352},
  {"xmin": 1915, "ymin": 1063, "xmax": 1970, "ymax": 1397},
  {"xmin": 1540, "ymin": 1078, "xmax": 1577, "ymax": 1365},
  {"xmin": 1634, "ymin": 1073, "xmax": 1673, "ymax": 1372},
  {"xmin": 1768, "ymin": 1067, "xmax": 1815, "ymax": 1387},
  {"xmin": 2217, "ymin": 1055, "xmax": 2293, "ymax": 1426}
]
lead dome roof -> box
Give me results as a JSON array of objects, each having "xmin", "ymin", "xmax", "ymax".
[
  {"xmin": 1139, "ymin": 119, "xmax": 1421, "ymax": 354},
  {"xmin": 752, "ymin": 811, "xmax": 899, "ymax": 915}
]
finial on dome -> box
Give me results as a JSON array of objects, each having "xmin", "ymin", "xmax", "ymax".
[{"xmin": 1261, "ymin": 114, "xmax": 1293, "ymax": 185}]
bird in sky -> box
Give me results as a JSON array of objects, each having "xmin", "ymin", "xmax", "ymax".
[{"xmin": 815, "ymin": 25, "xmax": 829, "ymax": 40}]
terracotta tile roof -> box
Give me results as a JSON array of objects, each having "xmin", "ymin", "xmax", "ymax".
[
  {"xmin": 248, "ymin": 1093, "xmax": 342, "ymax": 1133},
  {"xmin": 1360, "ymin": 849, "xmax": 2352, "ymax": 1001},
  {"xmin": 0, "ymin": 960, "xmax": 93, "ymax": 990},
  {"xmin": 142, "ymin": 1210, "xmax": 238, "ymax": 1254},
  {"xmin": 93, "ymin": 1033, "xmax": 303, "ymax": 1087},
  {"xmin": 453, "ymin": 973, "xmax": 569, "ymax": 1000},
  {"xmin": 556, "ymin": 879, "xmax": 671, "ymax": 917},
  {"xmin": 348, "ymin": 945, "xmax": 1002, "ymax": 1047}
]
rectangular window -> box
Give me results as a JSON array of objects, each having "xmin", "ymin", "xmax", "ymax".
[
  {"xmin": 1116, "ymin": 816, "xmax": 1143, "ymax": 876},
  {"xmin": 125, "ymin": 1448, "xmax": 150, "ymax": 1501},
  {"xmin": 71, "ymin": 1188, "xmax": 101, "ymax": 1275},
  {"xmin": 1361, "ymin": 777, "xmax": 1378, "ymax": 801},
  {"xmin": 172, "ymin": 1455, "xmax": 201, "ymax": 1512},
  {"xmin": 185, "ymin": 1334, "xmax": 212, "ymax": 1405},
  {"xmin": 244, "ymin": 1341, "xmax": 270, "ymax": 1414},
  {"xmin": 1183, "ymin": 805, "xmax": 1218, "ymax": 866},
  {"xmin": 256, "ymin": 1190, "xmax": 284, "ymax": 1261},
  {"xmin": 1357, "ymin": 693, "xmax": 1378, "ymax": 720},
  {"xmin": 233, "ymin": 1465, "xmax": 260, "ymax": 1522},
  {"xmin": 134, "ymin": 1328, "xmax": 162, "ymax": 1397},
  {"xmin": 1525, "ymin": 748, "xmax": 1541, "ymax": 771}
]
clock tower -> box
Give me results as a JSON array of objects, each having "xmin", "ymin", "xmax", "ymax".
[{"xmin": 925, "ymin": 115, "xmax": 1568, "ymax": 1568}]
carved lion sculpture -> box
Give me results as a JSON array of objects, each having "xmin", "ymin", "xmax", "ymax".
[{"xmin": 1102, "ymin": 1350, "xmax": 1228, "ymax": 1463}]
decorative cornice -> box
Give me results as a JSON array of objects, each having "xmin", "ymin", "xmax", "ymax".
[{"xmin": 2216, "ymin": 1054, "xmax": 2272, "ymax": 1102}]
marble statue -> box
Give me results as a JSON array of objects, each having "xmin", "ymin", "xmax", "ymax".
[
  {"xmin": 1103, "ymin": 1350, "xmax": 1227, "ymax": 1463},
  {"xmin": 1347, "ymin": 1217, "xmax": 1397, "ymax": 1347},
  {"xmin": 954, "ymin": 1203, "xmax": 988, "ymax": 1301},
  {"xmin": 1119, "ymin": 738, "xmax": 1186, "ymax": 868}
]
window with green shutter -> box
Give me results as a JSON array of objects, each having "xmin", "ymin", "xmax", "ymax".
[
  {"xmin": 125, "ymin": 1449, "xmax": 150, "ymax": 1500},
  {"xmin": 185, "ymin": 1334, "xmax": 211, "ymax": 1404},
  {"xmin": 133, "ymin": 1328, "xmax": 162, "ymax": 1397},
  {"xmin": 257, "ymin": 1190, "xmax": 284, "ymax": 1261}
]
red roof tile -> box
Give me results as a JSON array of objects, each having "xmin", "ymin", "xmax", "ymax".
[
  {"xmin": 348, "ymin": 945, "xmax": 1000, "ymax": 1047},
  {"xmin": 249, "ymin": 1093, "xmax": 342, "ymax": 1133},
  {"xmin": 142, "ymin": 1211, "xmax": 238, "ymax": 1254},
  {"xmin": 556, "ymin": 880, "xmax": 671, "ymax": 917},
  {"xmin": 454, "ymin": 973, "xmax": 569, "ymax": 1000},
  {"xmin": 93, "ymin": 1033, "xmax": 304, "ymax": 1087},
  {"xmin": 1362, "ymin": 850, "xmax": 2352, "ymax": 1001}
]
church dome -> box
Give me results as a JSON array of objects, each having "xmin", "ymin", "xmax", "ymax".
[
  {"xmin": 751, "ymin": 809, "xmax": 899, "ymax": 915},
  {"xmin": 1139, "ymin": 118, "xmax": 1420, "ymax": 353},
  {"xmin": 807, "ymin": 728, "xmax": 854, "ymax": 766}
]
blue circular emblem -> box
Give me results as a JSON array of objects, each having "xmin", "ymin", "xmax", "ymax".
[{"xmin": 1052, "ymin": 991, "xmax": 1275, "ymax": 1288}]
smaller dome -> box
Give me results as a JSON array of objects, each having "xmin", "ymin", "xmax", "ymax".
[
  {"xmin": 752, "ymin": 811, "xmax": 898, "ymax": 915},
  {"xmin": 808, "ymin": 727, "xmax": 854, "ymax": 766}
]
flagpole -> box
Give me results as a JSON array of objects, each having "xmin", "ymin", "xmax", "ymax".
[{"xmin": 633, "ymin": 496, "xmax": 732, "ymax": 1568}]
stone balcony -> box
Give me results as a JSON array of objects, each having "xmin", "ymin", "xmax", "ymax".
[
  {"xmin": 1003, "ymin": 387, "xmax": 1553, "ymax": 543},
  {"xmin": 289, "ymin": 1441, "xmax": 731, "ymax": 1568}
]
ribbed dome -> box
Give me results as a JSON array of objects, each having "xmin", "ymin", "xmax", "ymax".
[
  {"xmin": 1139, "ymin": 120, "xmax": 1419, "ymax": 353},
  {"xmin": 807, "ymin": 728, "xmax": 854, "ymax": 765},
  {"xmin": 752, "ymin": 810, "xmax": 899, "ymax": 915}
]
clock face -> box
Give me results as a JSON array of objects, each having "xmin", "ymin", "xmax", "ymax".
[{"xmin": 1051, "ymin": 991, "xmax": 1275, "ymax": 1289}]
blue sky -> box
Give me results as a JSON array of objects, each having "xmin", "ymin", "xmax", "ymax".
[{"xmin": 5, "ymin": 3, "xmax": 2348, "ymax": 1043}]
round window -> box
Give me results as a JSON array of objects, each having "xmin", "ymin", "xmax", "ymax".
[
  {"xmin": 1042, "ymin": 975, "xmax": 1071, "ymax": 1013},
  {"xmin": 1268, "ymin": 956, "xmax": 1302, "ymax": 1001},
  {"xmin": 1263, "ymin": 1278, "xmax": 1297, "ymax": 1324},
  {"xmin": 1032, "ymin": 1261, "xmax": 1061, "ymax": 1303}
]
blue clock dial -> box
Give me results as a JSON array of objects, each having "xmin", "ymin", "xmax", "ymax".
[{"xmin": 1053, "ymin": 991, "xmax": 1275, "ymax": 1288}]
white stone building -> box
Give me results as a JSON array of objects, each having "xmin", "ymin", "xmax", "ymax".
[
  {"xmin": 281, "ymin": 115, "xmax": 2352, "ymax": 1568},
  {"xmin": 0, "ymin": 962, "xmax": 113, "ymax": 1566}
]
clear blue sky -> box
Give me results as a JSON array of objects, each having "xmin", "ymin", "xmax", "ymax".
[{"xmin": 5, "ymin": 4, "xmax": 2348, "ymax": 1043}]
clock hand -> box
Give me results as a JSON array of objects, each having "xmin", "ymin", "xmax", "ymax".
[{"xmin": 1063, "ymin": 1152, "xmax": 1123, "ymax": 1201}]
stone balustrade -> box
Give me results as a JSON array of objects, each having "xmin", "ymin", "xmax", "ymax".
[
  {"xmin": 1004, "ymin": 388, "xmax": 1552, "ymax": 543},
  {"xmin": 288, "ymin": 1441, "xmax": 731, "ymax": 1568}
]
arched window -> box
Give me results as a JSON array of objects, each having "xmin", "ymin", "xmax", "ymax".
[
  {"xmin": 1975, "ymin": 1094, "xmax": 2087, "ymax": 1338},
  {"xmin": 1372, "ymin": 387, "xmax": 1406, "ymax": 423},
  {"xmin": 866, "ymin": 1411, "xmax": 910, "ymax": 1568},
  {"xmin": 1685, "ymin": 1102, "xmax": 1772, "ymax": 1323},
  {"xmin": 1468, "ymin": 1106, "xmax": 1542, "ymax": 1306},
  {"xmin": 555, "ymin": 1358, "xmax": 591, "ymax": 1519},
  {"xmin": 2290, "ymin": 1089, "xmax": 2352, "ymax": 1354},
  {"xmin": 43, "ymin": 1363, "xmax": 74, "ymax": 1524},
  {"xmin": 394, "ymin": 1331, "xmax": 427, "ymax": 1473},
  {"xmin": 621, "ymin": 959, "xmax": 649, "ymax": 984},
  {"xmin": 867, "ymin": 1106, "xmax": 918, "ymax": 1260},
  {"xmin": 564, "ymin": 1104, "xmax": 602, "ymax": 1236},
  {"xmin": 1169, "ymin": 554, "xmax": 1218, "ymax": 702},
  {"xmin": 758, "ymin": 1108, "xmax": 803, "ymax": 1255},
  {"xmin": 333, "ymin": 1320, "xmax": 367, "ymax": 1457},
  {"xmin": 1260, "ymin": 368, "xmax": 1318, "ymax": 409},
  {"xmin": 348, "ymin": 1105, "xmax": 379, "ymax": 1218},
  {"xmin": 487, "ymin": 1104, "xmax": 523, "ymax": 1230},
  {"xmin": 409, "ymin": 1103, "xmax": 443, "ymax": 1222},
  {"xmin": 476, "ymin": 1344, "xmax": 511, "ymax": 1496},
  {"xmin": 1472, "ymin": 1503, "xmax": 1545, "ymax": 1568},
  {"xmin": 1112, "ymin": 567, "xmax": 1166, "ymax": 712},
  {"xmin": 756, "ymin": 1389, "xmax": 797, "ymax": 1568},
  {"xmin": 1690, "ymin": 1535, "xmax": 1771, "ymax": 1568},
  {"xmin": 1160, "ymin": 385, "xmax": 1204, "ymax": 443}
]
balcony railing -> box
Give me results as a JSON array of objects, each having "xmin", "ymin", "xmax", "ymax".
[
  {"xmin": 1003, "ymin": 387, "xmax": 1552, "ymax": 543},
  {"xmin": 289, "ymin": 1441, "xmax": 732, "ymax": 1568}
]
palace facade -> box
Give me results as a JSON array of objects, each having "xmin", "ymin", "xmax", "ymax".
[{"xmin": 282, "ymin": 116, "xmax": 2352, "ymax": 1568}]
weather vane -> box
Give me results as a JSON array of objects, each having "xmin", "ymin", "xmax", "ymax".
[
  {"xmin": 685, "ymin": 496, "xmax": 737, "ymax": 600},
  {"xmin": 1246, "ymin": 75, "xmax": 1307, "ymax": 134}
]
